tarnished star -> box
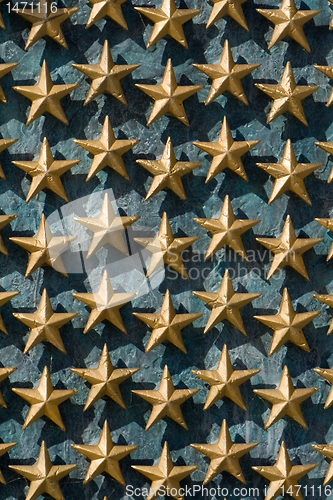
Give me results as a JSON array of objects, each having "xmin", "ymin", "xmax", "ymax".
[
  {"xmin": 133, "ymin": 289, "xmax": 202, "ymax": 353},
  {"xmin": 72, "ymin": 420, "xmax": 138, "ymax": 484},
  {"xmin": 315, "ymin": 141, "xmax": 333, "ymax": 182},
  {"xmin": 74, "ymin": 115, "xmax": 139, "ymax": 181},
  {"xmin": 12, "ymin": 366, "xmax": 77, "ymax": 430},
  {"xmin": 254, "ymin": 288, "xmax": 320, "ymax": 356},
  {"xmin": 0, "ymin": 442, "xmax": 17, "ymax": 484},
  {"xmin": 134, "ymin": 212, "xmax": 198, "ymax": 279},
  {"xmin": 255, "ymin": 62, "xmax": 318, "ymax": 126},
  {"xmin": 71, "ymin": 343, "xmax": 139, "ymax": 410},
  {"xmin": 137, "ymin": 137, "xmax": 200, "ymax": 200},
  {"xmin": 134, "ymin": 0, "xmax": 200, "ymax": 49},
  {"xmin": 191, "ymin": 419, "xmax": 258, "ymax": 484},
  {"xmin": 0, "ymin": 290, "xmax": 20, "ymax": 334},
  {"xmin": 136, "ymin": 58, "xmax": 202, "ymax": 126},
  {"xmin": 194, "ymin": 194, "xmax": 260, "ymax": 260},
  {"xmin": 74, "ymin": 193, "xmax": 140, "ymax": 258},
  {"xmin": 206, "ymin": 0, "xmax": 248, "ymax": 30},
  {"xmin": 193, "ymin": 269, "xmax": 261, "ymax": 335},
  {"xmin": 0, "ymin": 367, "xmax": 16, "ymax": 408},
  {"xmin": 314, "ymin": 65, "xmax": 333, "ymax": 106},
  {"xmin": 0, "ymin": 62, "xmax": 19, "ymax": 102},
  {"xmin": 256, "ymin": 215, "xmax": 323, "ymax": 280},
  {"xmin": 73, "ymin": 40, "xmax": 140, "ymax": 106},
  {"xmin": 132, "ymin": 365, "xmax": 200, "ymax": 430},
  {"xmin": 193, "ymin": 116, "xmax": 260, "ymax": 182},
  {"xmin": 72, "ymin": 270, "xmax": 137, "ymax": 334},
  {"xmin": 13, "ymin": 60, "xmax": 80, "ymax": 126},
  {"xmin": 192, "ymin": 344, "xmax": 260, "ymax": 410},
  {"xmin": 312, "ymin": 444, "xmax": 333, "ymax": 485},
  {"xmin": 12, "ymin": 137, "xmax": 80, "ymax": 203},
  {"xmin": 9, "ymin": 441, "xmax": 77, "ymax": 500},
  {"xmin": 10, "ymin": 214, "xmax": 77, "ymax": 278},
  {"xmin": 313, "ymin": 293, "xmax": 333, "ymax": 333},
  {"xmin": 252, "ymin": 442, "xmax": 317, "ymax": 500},
  {"xmin": 256, "ymin": 0, "xmax": 320, "ymax": 52},
  {"xmin": 16, "ymin": 0, "xmax": 79, "ymax": 50},
  {"xmin": 254, "ymin": 366, "xmax": 317, "ymax": 429},
  {"xmin": 86, "ymin": 0, "xmax": 128, "ymax": 29},
  {"xmin": 193, "ymin": 40, "xmax": 260, "ymax": 105},
  {"xmin": 13, "ymin": 288, "xmax": 77, "ymax": 354},
  {"xmin": 313, "ymin": 368, "xmax": 333, "ymax": 409},
  {"xmin": 0, "ymin": 138, "xmax": 18, "ymax": 178},
  {"xmin": 0, "ymin": 214, "xmax": 18, "ymax": 256},
  {"xmin": 132, "ymin": 441, "xmax": 198, "ymax": 500}
]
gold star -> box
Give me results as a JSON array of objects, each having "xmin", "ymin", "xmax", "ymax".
[
  {"xmin": 0, "ymin": 442, "xmax": 17, "ymax": 484},
  {"xmin": 10, "ymin": 214, "xmax": 76, "ymax": 278},
  {"xmin": 255, "ymin": 62, "xmax": 318, "ymax": 126},
  {"xmin": 16, "ymin": 0, "xmax": 79, "ymax": 50},
  {"xmin": 74, "ymin": 193, "xmax": 139, "ymax": 258},
  {"xmin": 132, "ymin": 365, "xmax": 200, "ymax": 430},
  {"xmin": 316, "ymin": 141, "xmax": 333, "ymax": 182},
  {"xmin": 72, "ymin": 420, "xmax": 138, "ymax": 484},
  {"xmin": 12, "ymin": 137, "xmax": 80, "ymax": 203},
  {"xmin": 0, "ymin": 214, "xmax": 18, "ymax": 255},
  {"xmin": 12, "ymin": 366, "xmax": 77, "ymax": 430},
  {"xmin": 256, "ymin": 0, "xmax": 320, "ymax": 52},
  {"xmin": 254, "ymin": 366, "xmax": 317, "ymax": 429},
  {"xmin": 86, "ymin": 0, "xmax": 128, "ymax": 29},
  {"xmin": 193, "ymin": 116, "xmax": 260, "ymax": 182},
  {"xmin": 330, "ymin": 0, "xmax": 333, "ymax": 29},
  {"xmin": 206, "ymin": 0, "xmax": 249, "ymax": 30},
  {"xmin": 72, "ymin": 270, "xmax": 137, "ymax": 334},
  {"xmin": 133, "ymin": 289, "xmax": 202, "ymax": 353},
  {"xmin": 194, "ymin": 194, "xmax": 260, "ymax": 260},
  {"xmin": 192, "ymin": 344, "xmax": 260, "ymax": 410},
  {"xmin": 9, "ymin": 441, "xmax": 77, "ymax": 500},
  {"xmin": 134, "ymin": 0, "xmax": 200, "ymax": 49},
  {"xmin": 0, "ymin": 367, "xmax": 16, "ymax": 408},
  {"xmin": 191, "ymin": 419, "xmax": 258, "ymax": 484},
  {"xmin": 0, "ymin": 0, "xmax": 5, "ymax": 29},
  {"xmin": 313, "ymin": 368, "xmax": 333, "ymax": 408},
  {"xmin": 72, "ymin": 40, "xmax": 140, "ymax": 106},
  {"xmin": 0, "ymin": 138, "xmax": 18, "ymax": 179},
  {"xmin": 0, "ymin": 63, "xmax": 19, "ymax": 103},
  {"xmin": 13, "ymin": 60, "xmax": 80, "ymax": 126},
  {"xmin": 252, "ymin": 441, "xmax": 317, "ymax": 500},
  {"xmin": 312, "ymin": 444, "xmax": 333, "ymax": 485},
  {"xmin": 137, "ymin": 137, "xmax": 200, "ymax": 200},
  {"xmin": 313, "ymin": 293, "xmax": 333, "ymax": 333},
  {"xmin": 0, "ymin": 290, "xmax": 20, "ymax": 334},
  {"xmin": 193, "ymin": 40, "xmax": 260, "ymax": 105},
  {"xmin": 134, "ymin": 212, "xmax": 198, "ymax": 279},
  {"xmin": 314, "ymin": 65, "xmax": 333, "ymax": 106},
  {"xmin": 254, "ymin": 288, "xmax": 320, "ymax": 356},
  {"xmin": 135, "ymin": 58, "xmax": 203, "ymax": 126},
  {"xmin": 74, "ymin": 115, "xmax": 139, "ymax": 181},
  {"xmin": 71, "ymin": 343, "xmax": 139, "ymax": 410},
  {"xmin": 256, "ymin": 215, "xmax": 323, "ymax": 280},
  {"xmin": 132, "ymin": 441, "xmax": 198, "ymax": 500},
  {"xmin": 13, "ymin": 288, "xmax": 77, "ymax": 354}
]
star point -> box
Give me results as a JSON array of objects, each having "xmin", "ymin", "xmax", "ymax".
[
  {"xmin": 312, "ymin": 444, "xmax": 333, "ymax": 485},
  {"xmin": 0, "ymin": 290, "xmax": 20, "ymax": 334},
  {"xmin": 0, "ymin": 213, "xmax": 18, "ymax": 255},
  {"xmin": 314, "ymin": 65, "xmax": 333, "ymax": 106},
  {"xmin": 0, "ymin": 367, "xmax": 17, "ymax": 408},
  {"xmin": 86, "ymin": 0, "xmax": 128, "ymax": 29},
  {"xmin": 315, "ymin": 141, "xmax": 333, "ymax": 182},
  {"xmin": 0, "ymin": 138, "xmax": 18, "ymax": 178},
  {"xmin": 0, "ymin": 62, "xmax": 19, "ymax": 103},
  {"xmin": 206, "ymin": 0, "xmax": 249, "ymax": 30},
  {"xmin": 313, "ymin": 293, "xmax": 333, "ymax": 333},
  {"xmin": 0, "ymin": 442, "xmax": 17, "ymax": 484},
  {"xmin": 313, "ymin": 368, "xmax": 333, "ymax": 409}
]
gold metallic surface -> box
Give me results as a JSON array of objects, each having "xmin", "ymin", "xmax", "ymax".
[
  {"xmin": 0, "ymin": 367, "xmax": 16, "ymax": 408},
  {"xmin": 0, "ymin": 138, "xmax": 18, "ymax": 178},
  {"xmin": 0, "ymin": 214, "xmax": 18, "ymax": 255},
  {"xmin": 313, "ymin": 293, "xmax": 333, "ymax": 333},
  {"xmin": 312, "ymin": 444, "xmax": 333, "ymax": 486},
  {"xmin": 0, "ymin": 442, "xmax": 17, "ymax": 484},
  {"xmin": 0, "ymin": 63, "xmax": 19, "ymax": 103},
  {"xmin": 86, "ymin": 0, "xmax": 128, "ymax": 29},
  {"xmin": 206, "ymin": 0, "xmax": 248, "ymax": 30},
  {"xmin": 313, "ymin": 368, "xmax": 333, "ymax": 409},
  {"xmin": 0, "ymin": 290, "xmax": 20, "ymax": 334},
  {"xmin": 314, "ymin": 65, "xmax": 333, "ymax": 106},
  {"xmin": 315, "ymin": 141, "xmax": 333, "ymax": 182}
]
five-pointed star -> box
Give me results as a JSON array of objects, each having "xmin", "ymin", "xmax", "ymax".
[
  {"xmin": 12, "ymin": 366, "xmax": 77, "ymax": 431},
  {"xmin": 0, "ymin": 138, "xmax": 18, "ymax": 179},
  {"xmin": 10, "ymin": 214, "xmax": 76, "ymax": 278},
  {"xmin": 194, "ymin": 194, "xmax": 260, "ymax": 260},
  {"xmin": 191, "ymin": 419, "xmax": 258, "ymax": 484},
  {"xmin": 13, "ymin": 60, "xmax": 80, "ymax": 126},
  {"xmin": 206, "ymin": 0, "xmax": 248, "ymax": 30},
  {"xmin": 72, "ymin": 420, "xmax": 139, "ymax": 484},
  {"xmin": 86, "ymin": 0, "xmax": 128, "ymax": 29},
  {"xmin": 137, "ymin": 137, "xmax": 200, "ymax": 200},
  {"xmin": 0, "ymin": 290, "xmax": 20, "ymax": 334},
  {"xmin": 314, "ymin": 66, "xmax": 333, "ymax": 106},
  {"xmin": 255, "ymin": 62, "xmax": 318, "ymax": 126},
  {"xmin": 71, "ymin": 343, "xmax": 139, "ymax": 410},
  {"xmin": 133, "ymin": 289, "xmax": 202, "ymax": 353},
  {"xmin": 72, "ymin": 270, "xmax": 137, "ymax": 334},
  {"xmin": 12, "ymin": 137, "xmax": 80, "ymax": 203},
  {"xmin": 254, "ymin": 366, "xmax": 317, "ymax": 429},
  {"xmin": 132, "ymin": 441, "xmax": 198, "ymax": 500},
  {"xmin": 313, "ymin": 293, "xmax": 333, "ymax": 333},
  {"xmin": 134, "ymin": 0, "xmax": 200, "ymax": 49},
  {"xmin": 256, "ymin": 0, "xmax": 320, "ymax": 52},
  {"xmin": 193, "ymin": 40, "xmax": 260, "ymax": 105},
  {"xmin": 313, "ymin": 368, "xmax": 333, "ymax": 409},
  {"xmin": 132, "ymin": 364, "xmax": 200, "ymax": 430},
  {"xmin": 0, "ymin": 367, "xmax": 16, "ymax": 408},
  {"xmin": 74, "ymin": 193, "xmax": 139, "ymax": 258},
  {"xmin": 252, "ymin": 441, "xmax": 317, "ymax": 500},
  {"xmin": 0, "ymin": 62, "xmax": 19, "ymax": 102},
  {"xmin": 74, "ymin": 115, "xmax": 139, "ymax": 181},
  {"xmin": 193, "ymin": 269, "xmax": 261, "ymax": 335},
  {"xmin": 312, "ymin": 444, "xmax": 333, "ymax": 485},
  {"xmin": 13, "ymin": 288, "xmax": 77, "ymax": 354},
  {"xmin": 9, "ymin": 441, "xmax": 77, "ymax": 500},
  {"xmin": 256, "ymin": 215, "xmax": 323, "ymax": 280},
  {"xmin": 315, "ymin": 141, "xmax": 333, "ymax": 182},
  {"xmin": 0, "ymin": 442, "xmax": 17, "ymax": 484},
  {"xmin": 192, "ymin": 344, "xmax": 260, "ymax": 410},
  {"xmin": 0, "ymin": 214, "xmax": 17, "ymax": 255},
  {"xmin": 136, "ymin": 58, "xmax": 202, "ymax": 126},
  {"xmin": 16, "ymin": 0, "xmax": 79, "ymax": 50},
  {"xmin": 255, "ymin": 288, "xmax": 320, "ymax": 356},
  {"xmin": 193, "ymin": 116, "xmax": 260, "ymax": 182},
  {"xmin": 73, "ymin": 40, "xmax": 140, "ymax": 106},
  {"xmin": 134, "ymin": 211, "xmax": 198, "ymax": 279}
]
